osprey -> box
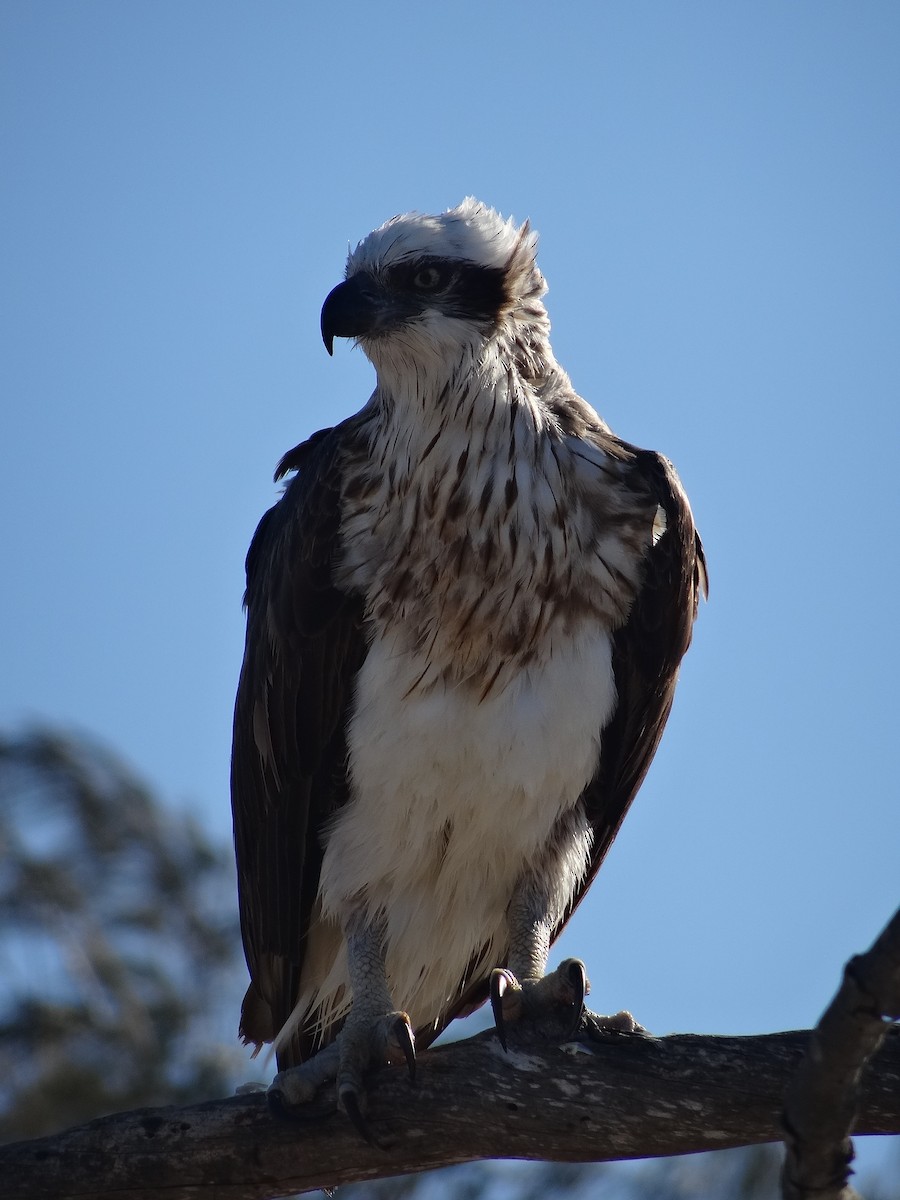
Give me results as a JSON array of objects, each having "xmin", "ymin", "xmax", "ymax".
[{"xmin": 231, "ymin": 199, "xmax": 706, "ymax": 1132}]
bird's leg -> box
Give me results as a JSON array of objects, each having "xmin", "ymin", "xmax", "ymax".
[
  {"xmin": 268, "ymin": 911, "xmax": 414, "ymax": 1142},
  {"xmin": 489, "ymin": 872, "xmax": 645, "ymax": 1049},
  {"xmin": 334, "ymin": 912, "xmax": 415, "ymax": 1138},
  {"xmin": 490, "ymin": 875, "xmax": 591, "ymax": 1049}
]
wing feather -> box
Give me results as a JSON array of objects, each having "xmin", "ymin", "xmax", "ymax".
[
  {"xmin": 231, "ymin": 419, "xmax": 367, "ymax": 1066},
  {"xmin": 577, "ymin": 447, "xmax": 706, "ymax": 897}
]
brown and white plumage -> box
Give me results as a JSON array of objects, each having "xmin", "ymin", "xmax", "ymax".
[{"xmin": 231, "ymin": 198, "xmax": 706, "ymax": 1084}]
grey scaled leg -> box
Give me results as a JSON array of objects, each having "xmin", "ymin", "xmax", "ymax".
[
  {"xmin": 489, "ymin": 805, "xmax": 642, "ymax": 1048},
  {"xmin": 268, "ymin": 912, "xmax": 415, "ymax": 1143},
  {"xmin": 490, "ymin": 872, "xmax": 591, "ymax": 1051}
]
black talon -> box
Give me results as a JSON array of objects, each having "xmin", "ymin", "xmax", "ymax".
[
  {"xmin": 393, "ymin": 1016, "xmax": 417, "ymax": 1084},
  {"xmin": 490, "ymin": 969, "xmax": 510, "ymax": 1052},
  {"xmin": 565, "ymin": 960, "xmax": 588, "ymax": 1038},
  {"xmin": 340, "ymin": 1086, "xmax": 384, "ymax": 1148}
]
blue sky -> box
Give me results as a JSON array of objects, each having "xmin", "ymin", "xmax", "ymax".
[{"xmin": 2, "ymin": 0, "xmax": 899, "ymax": 1178}]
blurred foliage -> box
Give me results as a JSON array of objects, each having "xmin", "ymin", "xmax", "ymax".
[
  {"xmin": 331, "ymin": 1149, "xmax": 785, "ymax": 1200},
  {"xmin": 0, "ymin": 727, "xmax": 243, "ymax": 1142},
  {"xmin": 334, "ymin": 1141, "xmax": 900, "ymax": 1200}
]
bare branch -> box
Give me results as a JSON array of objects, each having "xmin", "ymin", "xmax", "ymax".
[
  {"xmin": 3, "ymin": 1024, "xmax": 899, "ymax": 1200},
  {"xmin": 782, "ymin": 907, "xmax": 900, "ymax": 1200}
]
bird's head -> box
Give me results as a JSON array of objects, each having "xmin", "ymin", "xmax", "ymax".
[{"xmin": 321, "ymin": 199, "xmax": 550, "ymax": 386}]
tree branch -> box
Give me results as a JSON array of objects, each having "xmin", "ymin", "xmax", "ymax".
[
  {"xmin": 3, "ymin": 1023, "xmax": 900, "ymax": 1200},
  {"xmin": 782, "ymin": 907, "xmax": 900, "ymax": 1200}
]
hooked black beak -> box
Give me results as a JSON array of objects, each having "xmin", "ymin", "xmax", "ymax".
[{"xmin": 320, "ymin": 274, "xmax": 386, "ymax": 356}]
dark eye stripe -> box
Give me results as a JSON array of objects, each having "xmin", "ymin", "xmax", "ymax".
[
  {"xmin": 446, "ymin": 264, "xmax": 507, "ymax": 322},
  {"xmin": 386, "ymin": 257, "xmax": 450, "ymax": 292},
  {"xmin": 386, "ymin": 258, "xmax": 508, "ymax": 324}
]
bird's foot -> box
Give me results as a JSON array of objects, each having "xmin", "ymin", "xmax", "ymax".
[
  {"xmin": 490, "ymin": 957, "xmax": 590, "ymax": 1050},
  {"xmin": 336, "ymin": 1009, "xmax": 416, "ymax": 1144},
  {"xmin": 584, "ymin": 1007, "xmax": 649, "ymax": 1037},
  {"xmin": 267, "ymin": 1010, "xmax": 415, "ymax": 1145}
]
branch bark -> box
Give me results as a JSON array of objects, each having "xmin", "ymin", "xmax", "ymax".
[
  {"xmin": 3, "ymin": 1022, "xmax": 900, "ymax": 1200},
  {"xmin": 782, "ymin": 907, "xmax": 900, "ymax": 1200}
]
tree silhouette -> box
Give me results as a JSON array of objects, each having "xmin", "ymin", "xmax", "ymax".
[{"xmin": 0, "ymin": 727, "xmax": 243, "ymax": 1142}]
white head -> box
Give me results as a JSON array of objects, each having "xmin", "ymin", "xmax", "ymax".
[
  {"xmin": 345, "ymin": 197, "xmax": 539, "ymax": 281},
  {"xmin": 320, "ymin": 199, "xmax": 551, "ymax": 386}
]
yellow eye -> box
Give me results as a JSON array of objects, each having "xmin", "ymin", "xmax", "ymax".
[{"xmin": 412, "ymin": 265, "xmax": 444, "ymax": 290}]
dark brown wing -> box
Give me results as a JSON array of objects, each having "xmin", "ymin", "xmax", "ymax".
[
  {"xmin": 231, "ymin": 419, "xmax": 368, "ymax": 1069},
  {"xmin": 575, "ymin": 446, "xmax": 706, "ymax": 903},
  {"xmin": 417, "ymin": 442, "xmax": 706, "ymax": 1048}
]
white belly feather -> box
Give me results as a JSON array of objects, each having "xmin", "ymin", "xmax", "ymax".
[{"xmin": 313, "ymin": 623, "xmax": 615, "ymax": 1029}]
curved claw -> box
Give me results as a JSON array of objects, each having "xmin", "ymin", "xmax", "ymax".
[
  {"xmin": 391, "ymin": 1015, "xmax": 417, "ymax": 1084},
  {"xmin": 563, "ymin": 958, "xmax": 588, "ymax": 1038},
  {"xmin": 339, "ymin": 1085, "xmax": 385, "ymax": 1149},
  {"xmin": 490, "ymin": 968, "xmax": 513, "ymax": 1051}
]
